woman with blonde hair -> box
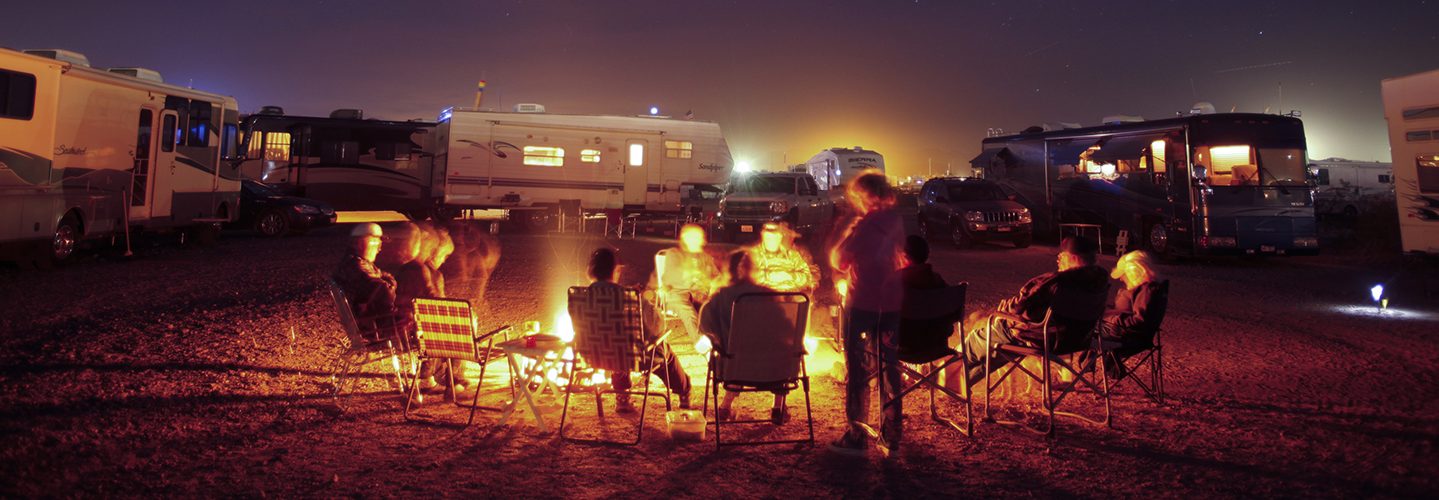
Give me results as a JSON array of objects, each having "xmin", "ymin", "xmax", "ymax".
[{"xmin": 1102, "ymin": 250, "xmax": 1170, "ymax": 359}]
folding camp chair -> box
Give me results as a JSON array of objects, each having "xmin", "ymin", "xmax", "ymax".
[
  {"xmin": 404, "ymin": 297, "xmax": 512, "ymax": 427},
  {"xmin": 704, "ymin": 291, "xmax": 815, "ymax": 448},
  {"xmin": 982, "ymin": 283, "xmax": 1112, "ymax": 438},
  {"xmin": 560, "ymin": 284, "xmax": 674, "ymax": 445},
  {"xmin": 860, "ymin": 283, "xmax": 973, "ymax": 442},
  {"xmin": 1096, "ymin": 279, "xmax": 1168, "ymax": 405},
  {"xmin": 326, "ymin": 280, "xmax": 410, "ymax": 406}
]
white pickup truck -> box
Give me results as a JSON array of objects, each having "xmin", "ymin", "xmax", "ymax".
[{"xmin": 716, "ymin": 172, "xmax": 833, "ymax": 241}]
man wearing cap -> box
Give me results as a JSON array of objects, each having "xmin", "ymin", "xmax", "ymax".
[
  {"xmin": 333, "ymin": 223, "xmax": 401, "ymax": 341},
  {"xmin": 958, "ymin": 236, "xmax": 1111, "ymax": 383},
  {"xmin": 747, "ymin": 222, "xmax": 818, "ymax": 294}
]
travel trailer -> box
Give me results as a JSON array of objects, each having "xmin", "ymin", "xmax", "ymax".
[
  {"xmin": 433, "ymin": 107, "xmax": 733, "ymax": 215},
  {"xmin": 975, "ymin": 113, "xmax": 1317, "ymax": 256},
  {"xmin": 0, "ymin": 48, "xmax": 241, "ymax": 264},
  {"xmin": 1382, "ymin": 68, "xmax": 1439, "ymax": 256},
  {"xmin": 1310, "ymin": 157, "xmax": 1394, "ymax": 216},
  {"xmin": 803, "ymin": 146, "xmax": 885, "ymax": 192},
  {"xmin": 234, "ymin": 111, "xmax": 440, "ymax": 219}
]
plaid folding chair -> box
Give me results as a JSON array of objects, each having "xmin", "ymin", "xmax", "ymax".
[
  {"xmin": 704, "ymin": 292, "xmax": 814, "ymax": 449},
  {"xmin": 1099, "ymin": 280, "xmax": 1170, "ymax": 405},
  {"xmin": 404, "ymin": 297, "xmax": 512, "ymax": 427},
  {"xmin": 560, "ymin": 284, "xmax": 673, "ymax": 445},
  {"xmin": 862, "ymin": 283, "xmax": 974, "ymax": 440},
  {"xmin": 326, "ymin": 280, "xmax": 410, "ymax": 406},
  {"xmin": 982, "ymin": 283, "xmax": 1112, "ymax": 438}
]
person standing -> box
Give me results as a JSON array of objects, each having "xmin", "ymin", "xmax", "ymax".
[{"xmin": 828, "ymin": 171, "xmax": 906, "ymax": 456}]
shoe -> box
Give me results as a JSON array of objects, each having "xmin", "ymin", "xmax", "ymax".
[
  {"xmin": 678, "ymin": 393, "xmax": 691, "ymax": 410},
  {"xmin": 770, "ymin": 406, "xmax": 791, "ymax": 425},
  {"xmin": 714, "ymin": 407, "xmax": 734, "ymax": 422},
  {"xmin": 827, "ymin": 431, "xmax": 868, "ymax": 457},
  {"xmin": 877, "ymin": 425, "xmax": 902, "ymax": 459},
  {"xmin": 616, "ymin": 398, "xmax": 638, "ymax": 415}
]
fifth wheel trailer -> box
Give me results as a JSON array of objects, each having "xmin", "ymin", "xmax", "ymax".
[
  {"xmin": 1382, "ymin": 68, "xmax": 1439, "ymax": 256},
  {"xmin": 0, "ymin": 48, "xmax": 240, "ymax": 263},
  {"xmin": 434, "ymin": 107, "xmax": 733, "ymax": 214}
]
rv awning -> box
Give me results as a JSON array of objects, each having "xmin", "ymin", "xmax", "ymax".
[
  {"xmin": 1089, "ymin": 133, "xmax": 1168, "ymax": 163},
  {"xmin": 970, "ymin": 148, "xmax": 1011, "ymax": 168}
]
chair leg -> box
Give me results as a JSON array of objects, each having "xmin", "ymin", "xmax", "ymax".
[
  {"xmin": 559, "ymin": 362, "xmax": 579, "ymax": 441},
  {"xmin": 404, "ymin": 356, "xmax": 424, "ymax": 421}
]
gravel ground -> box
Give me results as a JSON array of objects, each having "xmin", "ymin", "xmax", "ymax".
[{"xmin": 1, "ymin": 214, "xmax": 1437, "ymax": 498}]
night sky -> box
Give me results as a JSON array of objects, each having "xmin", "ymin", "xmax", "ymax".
[{"xmin": 5, "ymin": 0, "xmax": 1437, "ymax": 176}]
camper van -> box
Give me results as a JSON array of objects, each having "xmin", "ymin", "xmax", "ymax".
[
  {"xmin": 1382, "ymin": 68, "xmax": 1439, "ymax": 256},
  {"xmin": 975, "ymin": 113, "xmax": 1318, "ymax": 256},
  {"xmin": 433, "ymin": 107, "xmax": 732, "ymax": 215},
  {"xmin": 234, "ymin": 111, "xmax": 440, "ymax": 219},
  {"xmin": 0, "ymin": 48, "xmax": 241, "ymax": 264},
  {"xmin": 803, "ymin": 146, "xmax": 885, "ymax": 193},
  {"xmin": 1311, "ymin": 157, "xmax": 1394, "ymax": 217}
]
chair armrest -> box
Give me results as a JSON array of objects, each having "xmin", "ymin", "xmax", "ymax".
[
  {"xmin": 476, "ymin": 325, "xmax": 513, "ymax": 342},
  {"xmin": 644, "ymin": 328, "xmax": 673, "ymax": 351},
  {"xmin": 988, "ymin": 310, "xmax": 1030, "ymax": 327}
]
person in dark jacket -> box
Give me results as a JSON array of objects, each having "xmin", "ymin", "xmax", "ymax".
[
  {"xmin": 332, "ymin": 223, "xmax": 400, "ymax": 341},
  {"xmin": 960, "ymin": 236, "xmax": 1110, "ymax": 382},
  {"xmin": 900, "ymin": 235, "xmax": 946, "ymax": 291},
  {"xmin": 1102, "ymin": 250, "xmax": 1169, "ymax": 355},
  {"xmin": 585, "ymin": 248, "xmax": 693, "ymax": 413}
]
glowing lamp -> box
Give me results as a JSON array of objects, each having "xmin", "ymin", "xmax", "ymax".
[
  {"xmin": 649, "ymin": 106, "xmax": 659, "ymax": 115},
  {"xmin": 1370, "ymin": 285, "xmax": 1384, "ymax": 302},
  {"xmin": 735, "ymin": 161, "xmax": 753, "ymax": 174}
]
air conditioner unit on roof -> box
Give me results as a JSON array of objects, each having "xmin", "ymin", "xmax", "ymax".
[
  {"xmin": 23, "ymin": 49, "xmax": 90, "ymax": 67},
  {"xmin": 107, "ymin": 67, "xmax": 164, "ymax": 83},
  {"xmin": 514, "ymin": 103, "xmax": 546, "ymax": 113}
]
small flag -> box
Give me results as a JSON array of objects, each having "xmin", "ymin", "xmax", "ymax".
[{"xmin": 684, "ymin": 109, "xmax": 694, "ymax": 120}]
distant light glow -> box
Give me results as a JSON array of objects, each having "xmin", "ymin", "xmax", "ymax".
[
  {"xmin": 649, "ymin": 106, "xmax": 659, "ymax": 115},
  {"xmin": 735, "ymin": 160, "xmax": 753, "ymax": 173},
  {"xmin": 1370, "ymin": 284, "xmax": 1384, "ymax": 302},
  {"xmin": 1327, "ymin": 304, "xmax": 1432, "ymax": 321}
]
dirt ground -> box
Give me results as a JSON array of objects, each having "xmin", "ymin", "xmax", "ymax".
[{"xmin": 2, "ymin": 214, "xmax": 1438, "ymax": 498}]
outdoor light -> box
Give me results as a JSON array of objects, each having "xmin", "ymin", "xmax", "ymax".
[
  {"xmin": 649, "ymin": 106, "xmax": 659, "ymax": 115},
  {"xmin": 735, "ymin": 160, "xmax": 753, "ymax": 173},
  {"xmin": 1370, "ymin": 284, "xmax": 1388, "ymax": 312}
]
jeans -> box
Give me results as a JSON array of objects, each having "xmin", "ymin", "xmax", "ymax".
[
  {"xmin": 844, "ymin": 308, "xmax": 902, "ymax": 441},
  {"xmin": 662, "ymin": 290, "xmax": 702, "ymax": 342},
  {"xmin": 612, "ymin": 342, "xmax": 692, "ymax": 401},
  {"xmin": 962, "ymin": 312, "xmax": 1024, "ymax": 382}
]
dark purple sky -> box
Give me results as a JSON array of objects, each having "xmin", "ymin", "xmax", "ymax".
[{"xmin": 6, "ymin": 0, "xmax": 1437, "ymax": 176}]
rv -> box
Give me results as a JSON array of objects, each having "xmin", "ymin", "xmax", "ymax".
[
  {"xmin": 234, "ymin": 111, "xmax": 440, "ymax": 219},
  {"xmin": 803, "ymin": 146, "xmax": 885, "ymax": 193},
  {"xmin": 1382, "ymin": 68, "xmax": 1439, "ymax": 256},
  {"xmin": 0, "ymin": 48, "xmax": 241, "ymax": 264},
  {"xmin": 433, "ymin": 107, "xmax": 732, "ymax": 215},
  {"xmin": 974, "ymin": 113, "xmax": 1317, "ymax": 256},
  {"xmin": 1310, "ymin": 157, "xmax": 1394, "ymax": 217}
]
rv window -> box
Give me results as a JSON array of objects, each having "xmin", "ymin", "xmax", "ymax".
[
  {"xmin": 1316, "ymin": 168, "xmax": 1330, "ymax": 186},
  {"xmin": 376, "ymin": 142, "xmax": 412, "ymax": 161},
  {"xmin": 523, "ymin": 146, "xmax": 565, "ymax": 167},
  {"xmin": 221, "ymin": 124, "xmax": 239, "ymax": 159},
  {"xmin": 1378, "ymin": 174, "xmax": 1391, "ymax": 184},
  {"xmin": 1419, "ymin": 155, "xmax": 1439, "ymax": 194},
  {"xmin": 1407, "ymin": 130, "xmax": 1434, "ymax": 142},
  {"xmin": 629, "ymin": 144, "xmax": 645, "ymax": 166},
  {"xmin": 1403, "ymin": 106, "xmax": 1439, "ymax": 121},
  {"xmin": 321, "ymin": 141, "xmax": 360, "ymax": 164},
  {"xmin": 264, "ymin": 132, "xmax": 291, "ymax": 161},
  {"xmin": 665, "ymin": 140, "xmax": 694, "ymax": 159},
  {"xmin": 161, "ymin": 115, "xmax": 177, "ymax": 152},
  {"xmin": 0, "ymin": 69, "xmax": 37, "ymax": 120},
  {"xmin": 580, "ymin": 149, "xmax": 602, "ymax": 163},
  {"xmin": 187, "ymin": 102, "xmax": 212, "ymax": 147}
]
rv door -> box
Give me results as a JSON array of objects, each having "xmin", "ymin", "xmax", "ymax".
[
  {"xmin": 150, "ymin": 109, "xmax": 180, "ymax": 219},
  {"xmin": 624, "ymin": 139, "xmax": 648, "ymax": 207}
]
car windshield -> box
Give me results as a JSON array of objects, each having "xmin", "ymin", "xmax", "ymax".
[
  {"xmin": 727, "ymin": 176, "xmax": 795, "ymax": 194},
  {"xmin": 946, "ymin": 183, "xmax": 1005, "ymax": 201},
  {"xmin": 244, "ymin": 182, "xmax": 282, "ymax": 196},
  {"xmin": 1256, "ymin": 148, "xmax": 1308, "ymax": 186}
]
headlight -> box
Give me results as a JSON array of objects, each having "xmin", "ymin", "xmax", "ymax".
[
  {"xmin": 1018, "ymin": 208, "xmax": 1032, "ymax": 223},
  {"xmin": 964, "ymin": 210, "xmax": 984, "ymax": 222},
  {"xmin": 770, "ymin": 201, "xmax": 789, "ymax": 214},
  {"xmin": 292, "ymin": 204, "xmax": 320, "ymax": 214}
]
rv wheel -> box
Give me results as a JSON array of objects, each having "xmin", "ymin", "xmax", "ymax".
[
  {"xmin": 949, "ymin": 223, "xmax": 973, "ymax": 249},
  {"xmin": 256, "ymin": 210, "xmax": 290, "ymax": 237},
  {"xmin": 40, "ymin": 215, "xmax": 82, "ymax": 268},
  {"xmin": 1147, "ymin": 223, "xmax": 1170, "ymax": 256},
  {"xmin": 917, "ymin": 219, "xmax": 932, "ymax": 240}
]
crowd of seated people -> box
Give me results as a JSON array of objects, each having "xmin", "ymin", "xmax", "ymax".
[{"xmin": 329, "ymin": 172, "xmax": 1170, "ymax": 456}]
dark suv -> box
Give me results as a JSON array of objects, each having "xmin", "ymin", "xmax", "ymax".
[{"xmin": 917, "ymin": 178, "xmax": 1032, "ymax": 248}]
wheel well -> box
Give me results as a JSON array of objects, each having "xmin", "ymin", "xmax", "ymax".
[
  {"xmin": 216, "ymin": 203, "xmax": 229, "ymax": 219},
  {"xmin": 61, "ymin": 209, "xmax": 85, "ymax": 235}
]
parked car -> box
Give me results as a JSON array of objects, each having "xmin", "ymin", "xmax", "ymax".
[
  {"xmin": 235, "ymin": 180, "xmax": 336, "ymax": 237},
  {"xmin": 716, "ymin": 172, "xmax": 832, "ymax": 241},
  {"xmin": 917, "ymin": 177, "xmax": 1032, "ymax": 248}
]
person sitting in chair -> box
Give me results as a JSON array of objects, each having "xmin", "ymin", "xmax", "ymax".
[
  {"xmin": 654, "ymin": 224, "xmax": 720, "ymax": 343},
  {"xmin": 901, "ymin": 235, "xmax": 946, "ymax": 290},
  {"xmin": 699, "ymin": 251, "xmax": 789, "ymax": 423},
  {"xmin": 586, "ymin": 248, "xmax": 693, "ymax": 413},
  {"xmin": 959, "ymin": 236, "xmax": 1110, "ymax": 383},
  {"xmin": 332, "ymin": 223, "xmax": 401, "ymax": 341},
  {"xmin": 1101, "ymin": 250, "xmax": 1169, "ymax": 369}
]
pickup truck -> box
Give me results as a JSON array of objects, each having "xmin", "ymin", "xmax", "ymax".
[{"xmin": 716, "ymin": 172, "xmax": 833, "ymax": 241}]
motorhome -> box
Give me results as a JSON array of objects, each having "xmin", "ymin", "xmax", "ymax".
[
  {"xmin": 433, "ymin": 107, "xmax": 732, "ymax": 215},
  {"xmin": 1310, "ymin": 157, "xmax": 1394, "ymax": 216},
  {"xmin": 1382, "ymin": 68, "xmax": 1439, "ymax": 256},
  {"xmin": 234, "ymin": 111, "xmax": 440, "ymax": 219},
  {"xmin": 0, "ymin": 48, "xmax": 241, "ymax": 263},
  {"xmin": 803, "ymin": 146, "xmax": 885, "ymax": 192},
  {"xmin": 974, "ymin": 113, "xmax": 1318, "ymax": 256}
]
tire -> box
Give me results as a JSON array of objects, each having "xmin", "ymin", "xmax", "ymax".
[
  {"xmin": 917, "ymin": 217, "xmax": 934, "ymax": 241},
  {"xmin": 256, "ymin": 209, "xmax": 289, "ymax": 237},
  {"xmin": 44, "ymin": 215, "xmax": 81, "ymax": 267},
  {"xmin": 1146, "ymin": 222, "xmax": 1170, "ymax": 256},
  {"xmin": 949, "ymin": 222, "xmax": 972, "ymax": 249}
]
